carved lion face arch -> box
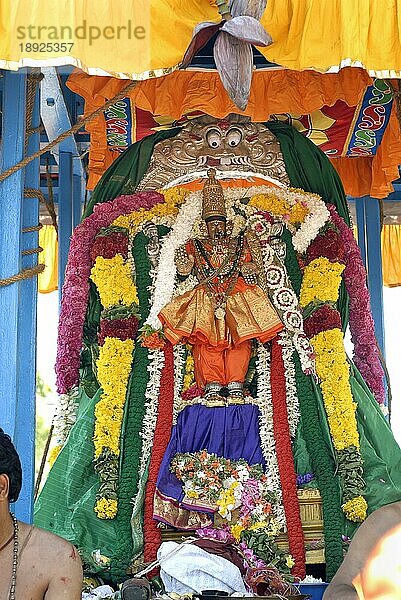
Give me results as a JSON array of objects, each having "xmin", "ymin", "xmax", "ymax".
[{"xmin": 134, "ymin": 114, "xmax": 290, "ymax": 191}]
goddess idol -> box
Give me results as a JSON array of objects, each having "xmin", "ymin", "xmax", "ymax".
[{"xmin": 154, "ymin": 169, "xmax": 284, "ymax": 526}]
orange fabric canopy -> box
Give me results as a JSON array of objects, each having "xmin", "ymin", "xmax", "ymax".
[
  {"xmin": 69, "ymin": 68, "xmax": 372, "ymax": 121},
  {"xmin": 67, "ymin": 67, "xmax": 401, "ymax": 198}
]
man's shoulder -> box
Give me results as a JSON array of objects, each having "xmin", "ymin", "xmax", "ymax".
[
  {"xmin": 365, "ymin": 501, "xmax": 401, "ymax": 529},
  {"xmin": 32, "ymin": 525, "xmax": 74, "ymax": 547},
  {"xmin": 29, "ymin": 525, "xmax": 81, "ymax": 564}
]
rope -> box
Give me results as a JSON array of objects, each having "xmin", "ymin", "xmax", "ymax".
[
  {"xmin": 0, "ymin": 79, "xmax": 139, "ymax": 183},
  {"xmin": 34, "ymin": 423, "xmax": 54, "ymax": 501},
  {"xmin": 22, "ymin": 246, "xmax": 43, "ymax": 256},
  {"xmin": 22, "ymin": 224, "xmax": 43, "ymax": 233},
  {"xmin": 44, "ymin": 157, "xmax": 58, "ymax": 235},
  {"xmin": 25, "ymin": 187, "xmax": 58, "ymax": 234},
  {"xmin": 24, "ymin": 187, "xmax": 46, "ymax": 202},
  {"xmin": 0, "ymin": 264, "xmax": 45, "ymax": 288},
  {"xmin": 27, "ymin": 124, "xmax": 45, "ymax": 136},
  {"xmin": 25, "ymin": 70, "xmax": 43, "ymax": 154}
]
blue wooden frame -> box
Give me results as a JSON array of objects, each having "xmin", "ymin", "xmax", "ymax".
[
  {"xmin": 0, "ymin": 70, "xmax": 38, "ymax": 521},
  {"xmin": 354, "ymin": 196, "xmax": 386, "ymax": 360}
]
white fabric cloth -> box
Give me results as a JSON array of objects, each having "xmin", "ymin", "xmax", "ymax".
[
  {"xmin": 158, "ymin": 541, "xmax": 247, "ymax": 595},
  {"xmin": 81, "ymin": 585, "xmax": 116, "ymax": 599}
]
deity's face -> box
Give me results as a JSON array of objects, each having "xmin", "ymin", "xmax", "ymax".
[{"xmin": 206, "ymin": 218, "xmax": 226, "ymax": 242}]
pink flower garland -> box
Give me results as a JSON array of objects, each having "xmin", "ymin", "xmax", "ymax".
[
  {"xmin": 327, "ymin": 205, "xmax": 386, "ymax": 405},
  {"xmin": 55, "ymin": 191, "xmax": 164, "ymax": 394}
]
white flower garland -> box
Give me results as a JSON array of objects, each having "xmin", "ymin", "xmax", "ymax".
[
  {"xmin": 145, "ymin": 191, "xmax": 202, "ymax": 329},
  {"xmin": 137, "ymin": 348, "xmax": 165, "ymax": 474},
  {"xmin": 256, "ymin": 342, "xmax": 286, "ymax": 530},
  {"xmin": 172, "ymin": 344, "xmax": 186, "ymax": 424},
  {"xmin": 258, "ymin": 225, "xmax": 316, "ymax": 376},
  {"xmin": 292, "ymin": 193, "xmax": 330, "ymax": 254},
  {"xmin": 53, "ymin": 386, "xmax": 80, "ymax": 446},
  {"xmin": 278, "ymin": 331, "xmax": 300, "ymax": 439}
]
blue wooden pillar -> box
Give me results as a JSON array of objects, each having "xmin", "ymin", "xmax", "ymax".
[
  {"xmin": 355, "ymin": 196, "xmax": 386, "ymax": 359},
  {"xmin": 14, "ymin": 75, "xmax": 41, "ymax": 522},
  {"xmin": 58, "ymin": 147, "xmax": 73, "ymax": 302},
  {"xmin": 72, "ymin": 173, "xmax": 83, "ymax": 228},
  {"xmin": 355, "ymin": 197, "xmax": 367, "ymax": 268},
  {"xmin": 0, "ymin": 71, "xmax": 26, "ymax": 437},
  {"xmin": 0, "ymin": 70, "xmax": 39, "ymax": 521}
]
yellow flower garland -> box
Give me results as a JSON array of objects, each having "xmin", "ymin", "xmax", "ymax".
[
  {"xmin": 300, "ymin": 257, "xmax": 367, "ymax": 521},
  {"xmin": 112, "ymin": 186, "xmax": 189, "ymax": 233},
  {"xmin": 48, "ymin": 444, "xmax": 62, "ymax": 467},
  {"xmin": 311, "ymin": 329, "xmax": 359, "ymax": 450},
  {"xmin": 90, "ymin": 254, "xmax": 138, "ymax": 308},
  {"xmin": 300, "ymin": 257, "xmax": 345, "ymax": 307},
  {"xmin": 95, "ymin": 498, "xmax": 118, "ymax": 520},
  {"xmin": 182, "ymin": 350, "xmax": 195, "ymax": 392},
  {"xmin": 90, "ymin": 241, "xmax": 139, "ymax": 518},
  {"xmin": 94, "ymin": 337, "xmax": 135, "ymax": 459},
  {"xmin": 249, "ymin": 192, "xmax": 309, "ymax": 225},
  {"xmin": 342, "ymin": 496, "xmax": 368, "ymax": 522}
]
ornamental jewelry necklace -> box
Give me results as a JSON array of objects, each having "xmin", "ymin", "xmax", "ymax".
[{"xmin": 7, "ymin": 513, "xmax": 19, "ymax": 600}]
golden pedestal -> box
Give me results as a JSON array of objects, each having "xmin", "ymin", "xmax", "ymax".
[{"xmin": 160, "ymin": 488, "xmax": 325, "ymax": 564}]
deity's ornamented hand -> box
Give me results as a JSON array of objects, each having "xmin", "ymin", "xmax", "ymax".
[
  {"xmin": 241, "ymin": 261, "xmax": 259, "ymax": 285},
  {"xmin": 175, "ymin": 246, "xmax": 195, "ymax": 276}
]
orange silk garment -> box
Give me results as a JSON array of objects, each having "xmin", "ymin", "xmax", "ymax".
[{"xmin": 159, "ymin": 278, "xmax": 283, "ymax": 385}]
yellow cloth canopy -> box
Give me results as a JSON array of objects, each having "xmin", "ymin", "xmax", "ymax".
[
  {"xmin": 382, "ymin": 225, "xmax": 401, "ymax": 287},
  {"xmin": 2, "ymin": 1, "xmax": 401, "ymax": 77}
]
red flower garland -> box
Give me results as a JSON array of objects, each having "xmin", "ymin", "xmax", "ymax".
[
  {"xmin": 98, "ymin": 316, "xmax": 139, "ymax": 346},
  {"xmin": 90, "ymin": 231, "xmax": 129, "ymax": 262},
  {"xmin": 306, "ymin": 227, "xmax": 345, "ymax": 265},
  {"xmin": 304, "ymin": 305, "xmax": 342, "ymax": 339},
  {"xmin": 143, "ymin": 342, "xmax": 175, "ymax": 562},
  {"xmin": 270, "ymin": 338, "xmax": 306, "ymax": 579}
]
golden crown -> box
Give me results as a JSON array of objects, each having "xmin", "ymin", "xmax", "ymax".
[{"xmin": 202, "ymin": 168, "xmax": 227, "ymax": 221}]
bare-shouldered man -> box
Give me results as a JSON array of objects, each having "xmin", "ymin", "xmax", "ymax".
[
  {"xmin": 323, "ymin": 501, "xmax": 401, "ymax": 599},
  {"xmin": 0, "ymin": 428, "xmax": 82, "ymax": 599}
]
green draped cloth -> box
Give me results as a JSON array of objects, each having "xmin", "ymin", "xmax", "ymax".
[{"xmin": 35, "ymin": 123, "xmax": 401, "ymax": 581}]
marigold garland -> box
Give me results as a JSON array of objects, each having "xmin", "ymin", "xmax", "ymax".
[
  {"xmin": 299, "ymin": 257, "xmax": 345, "ymax": 308},
  {"xmin": 109, "ymin": 232, "xmax": 154, "ymax": 579},
  {"xmin": 48, "ymin": 444, "xmax": 62, "ymax": 467},
  {"xmin": 311, "ymin": 329, "xmax": 359, "ymax": 451},
  {"xmin": 94, "ymin": 337, "xmax": 135, "ymax": 459},
  {"xmin": 342, "ymin": 495, "xmax": 368, "ymax": 522},
  {"xmin": 249, "ymin": 192, "xmax": 308, "ymax": 225},
  {"xmin": 95, "ymin": 498, "xmax": 118, "ymax": 520},
  {"xmin": 182, "ymin": 349, "xmax": 195, "ymax": 392},
  {"xmin": 90, "ymin": 255, "xmax": 139, "ymax": 308},
  {"xmin": 89, "ymin": 226, "xmax": 139, "ymax": 519}
]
